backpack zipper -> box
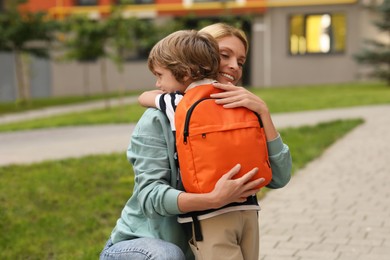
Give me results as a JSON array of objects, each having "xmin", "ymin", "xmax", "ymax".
[
  {"xmin": 183, "ymin": 97, "xmax": 211, "ymax": 144},
  {"xmin": 183, "ymin": 98, "xmax": 264, "ymax": 143}
]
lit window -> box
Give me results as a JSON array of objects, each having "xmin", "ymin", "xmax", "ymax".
[
  {"xmin": 77, "ymin": 0, "xmax": 98, "ymax": 6},
  {"xmin": 193, "ymin": 0, "xmax": 234, "ymax": 2},
  {"xmin": 118, "ymin": 0, "xmax": 154, "ymax": 4},
  {"xmin": 289, "ymin": 13, "xmax": 346, "ymax": 55}
]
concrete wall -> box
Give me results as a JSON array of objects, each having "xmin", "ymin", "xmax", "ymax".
[
  {"xmin": 251, "ymin": 3, "xmax": 375, "ymax": 87},
  {"xmin": 0, "ymin": 52, "xmax": 16, "ymax": 102},
  {"xmin": 51, "ymin": 59, "xmax": 155, "ymax": 97},
  {"xmin": 30, "ymin": 56, "xmax": 51, "ymax": 98},
  {"xmin": 0, "ymin": 53, "xmax": 51, "ymax": 101},
  {"xmin": 1, "ymin": 53, "xmax": 157, "ymax": 101}
]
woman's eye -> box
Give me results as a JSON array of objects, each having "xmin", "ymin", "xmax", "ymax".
[
  {"xmin": 238, "ymin": 59, "xmax": 246, "ymax": 68},
  {"xmin": 220, "ymin": 53, "xmax": 229, "ymax": 59}
]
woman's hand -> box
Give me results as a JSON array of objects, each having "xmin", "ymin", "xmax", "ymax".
[
  {"xmin": 209, "ymin": 164, "xmax": 264, "ymax": 208},
  {"xmin": 177, "ymin": 164, "xmax": 264, "ymax": 213},
  {"xmin": 210, "ymin": 82, "xmax": 269, "ymax": 116},
  {"xmin": 211, "ymin": 82, "xmax": 279, "ymax": 141}
]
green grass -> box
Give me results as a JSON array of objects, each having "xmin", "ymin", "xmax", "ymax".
[
  {"xmin": 251, "ymin": 82, "xmax": 390, "ymax": 113},
  {"xmin": 0, "ymin": 118, "xmax": 364, "ymax": 259},
  {"xmin": 0, "ymin": 105, "xmax": 146, "ymax": 132},
  {"xmin": 0, "ymin": 154, "xmax": 132, "ymax": 260},
  {"xmin": 0, "ymin": 82, "xmax": 388, "ymax": 132},
  {"xmin": 0, "ymin": 91, "xmax": 143, "ymax": 115}
]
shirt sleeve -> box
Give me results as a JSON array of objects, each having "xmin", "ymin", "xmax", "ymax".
[
  {"xmin": 127, "ymin": 109, "xmax": 183, "ymax": 216},
  {"xmin": 156, "ymin": 92, "xmax": 184, "ymax": 131},
  {"xmin": 155, "ymin": 94, "xmax": 162, "ymax": 109},
  {"xmin": 266, "ymin": 134, "xmax": 292, "ymax": 189}
]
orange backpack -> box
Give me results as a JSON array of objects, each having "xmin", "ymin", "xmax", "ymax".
[{"xmin": 175, "ymin": 84, "xmax": 272, "ymax": 193}]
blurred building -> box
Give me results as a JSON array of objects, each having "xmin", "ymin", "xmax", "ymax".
[{"xmin": 0, "ymin": 0, "xmax": 384, "ymax": 101}]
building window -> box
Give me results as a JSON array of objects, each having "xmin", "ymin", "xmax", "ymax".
[
  {"xmin": 118, "ymin": 0, "xmax": 154, "ymax": 4},
  {"xmin": 289, "ymin": 13, "xmax": 346, "ymax": 55},
  {"xmin": 193, "ymin": 0, "xmax": 234, "ymax": 2},
  {"xmin": 77, "ymin": 0, "xmax": 98, "ymax": 6}
]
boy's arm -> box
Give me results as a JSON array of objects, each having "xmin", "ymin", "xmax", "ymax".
[{"xmin": 138, "ymin": 90, "xmax": 164, "ymax": 108}]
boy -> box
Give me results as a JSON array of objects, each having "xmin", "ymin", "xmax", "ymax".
[
  {"xmin": 139, "ymin": 30, "xmax": 263, "ymax": 260},
  {"xmin": 139, "ymin": 29, "xmax": 220, "ymax": 135}
]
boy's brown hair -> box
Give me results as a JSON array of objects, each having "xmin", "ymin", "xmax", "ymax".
[{"xmin": 148, "ymin": 30, "xmax": 220, "ymax": 84}]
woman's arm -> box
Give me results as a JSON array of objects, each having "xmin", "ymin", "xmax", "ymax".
[
  {"xmin": 266, "ymin": 135, "xmax": 292, "ymax": 189},
  {"xmin": 138, "ymin": 90, "xmax": 163, "ymax": 108}
]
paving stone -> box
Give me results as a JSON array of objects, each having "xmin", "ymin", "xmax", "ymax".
[{"xmin": 258, "ymin": 105, "xmax": 390, "ymax": 259}]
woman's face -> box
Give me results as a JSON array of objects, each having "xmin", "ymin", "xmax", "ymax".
[{"xmin": 216, "ymin": 36, "xmax": 246, "ymax": 85}]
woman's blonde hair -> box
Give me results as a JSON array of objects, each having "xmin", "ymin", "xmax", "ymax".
[
  {"xmin": 148, "ymin": 30, "xmax": 220, "ymax": 83},
  {"xmin": 199, "ymin": 23, "xmax": 249, "ymax": 54}
]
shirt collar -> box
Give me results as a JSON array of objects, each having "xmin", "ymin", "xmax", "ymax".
[{"xmin": 185, "ymin": 78, "xmax": 217, "ymax": 92}]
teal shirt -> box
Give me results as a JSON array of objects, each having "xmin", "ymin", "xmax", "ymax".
[
  {"xmin": 267, "ymin": 133, "xmax": 292, "ymax": 189},
  {"xmin": 110, "ymin": 108, "xmax": 292, "ymax": 258},
  {"xmin": 110, "ymin": 108, "xmax": 190, "ymax": 256}
]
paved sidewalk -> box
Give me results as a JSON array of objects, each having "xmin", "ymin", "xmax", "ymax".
[
  {"xmin": 0, "ymin": 97, "xmax": 138, "ymax": 165},
  {"xmin": 1, "ymin": 103, "xmax": 389, "ymax": 260},
  {"xmin": 0, "ymin": 96, "xmax": 138, "ymax": 125},
  {"xmin": 259, "ymin": 105, "xmax": 390, "ymax": 260}
]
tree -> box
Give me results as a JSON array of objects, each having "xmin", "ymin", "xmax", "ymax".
[
  {"xmin": 105, "ymin": 7, "xmax": 137, "ymax": 100},
  {"xmin": 61, "ymin": 15, "xmax": 111, "ymax": 106},
  {"xmin": 105, "ymin": 9, "xmax": 182, "ymax": 96},
  {"xmin": 355, "ymin": 0, "xmax": 390, "ymax": 85},
  {"xmin": 0, "ymin": 8, "xmax": 57, "ymax": 103}
]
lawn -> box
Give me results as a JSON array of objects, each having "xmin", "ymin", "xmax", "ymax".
[
  {"xmin": 0, "ymin": 82, "xmax": 388, "ymax": 132},
  {"xmin": 0, "ymin": 90, "xmax": 143, "ymax": 115},
  {"xmin": 250, "ymin": 82, "xmax": 390, "ymax": 113},
  {"xmin": 0, "ymin": 118, "xmax": 364, "ymax": 259}
]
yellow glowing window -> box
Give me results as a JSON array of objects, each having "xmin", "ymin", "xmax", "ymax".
[
  {"xmin": 289, "ymin": 13, "xmax": 346, "ymax": 55},
  {"xmin": 77, "ymin": 0, "xmax": 98, "ymax": 6},
  {"xmin": 118, "ymin": 0, "xmax": 154, "ymax": 3}
]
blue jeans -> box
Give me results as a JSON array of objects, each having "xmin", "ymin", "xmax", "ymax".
[{"xmin": 100, "ymin": 237, "xmax": 186, "ymax": 260}]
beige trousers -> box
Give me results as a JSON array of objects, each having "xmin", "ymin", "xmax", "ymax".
[{"xmin": 189, "ymin": 210, "xmax": 259, "ymax": 260}]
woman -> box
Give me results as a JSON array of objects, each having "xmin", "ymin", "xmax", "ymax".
[
  {"xmin": 100, "ymin": 23, "xmax": 291, "ymax": 260},
  {"xmin": 202, "ymin": 23, "xmax": 286, "ymax": 158}
]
